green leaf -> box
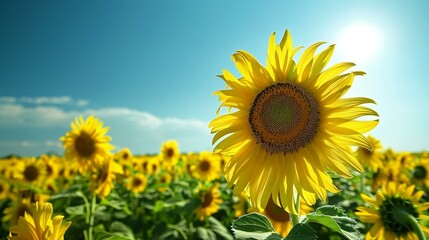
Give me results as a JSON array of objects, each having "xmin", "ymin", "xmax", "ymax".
[
  {"xmin": 197, "ymin": 227, "xmax": 217, "ymax": 240},
  {"xmin": 65, "ymin": 204, "xmax": 85, "ymax": 216},
  {"xmin": 304, "ymin": 205, "xmax": 359, "ymax": 240},
  {"xmin": 93, "ymin": 231, "xmax": 133, "ymax": 240},
  {"xmin": 208, "ymin": 217, "xmax": 234, "ymax": 240},
  {"xmin": 232, "ymin": 213, "xmax": 283, "ymax": 240},
  {"xmin": 284, "ymin": 223, "xmax": 317, "ymax": 240},
  {"xmin": 110, "ymin": 221, "xmax": 135, "ymax": 239}
]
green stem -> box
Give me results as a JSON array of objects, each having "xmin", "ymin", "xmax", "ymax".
[
  {"xmin": 290, "ymin": 194, "xmax": 300, "ymax": 227},
  {"xmin": 393, "ymin": 208, "xmax": 426, "ymax": 240},
  {"xmin": 88, "ymin": 193, "xmax": 97, "ymax": 240}
]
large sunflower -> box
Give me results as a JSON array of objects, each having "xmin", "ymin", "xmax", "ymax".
[
  {"xmin": 8, "ymin": 201, "xmax": 71, "ymax": 240},
  {"xmin": 209, "ymin": 30, "xmax": 378, "ymax": 214},
  {"xmin": 356, "ymin": 182, "xmax": 429, "ymax": 239},
  {"xmin": 61, "ymin": 115, "xmax": 114, "ymax": 173}
]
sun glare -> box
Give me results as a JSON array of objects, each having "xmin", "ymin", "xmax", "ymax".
[{"xmin": 336, "ymin": 22, "xmax": 381, "ymax": 63}]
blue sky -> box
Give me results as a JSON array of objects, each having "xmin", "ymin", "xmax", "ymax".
[{"xmin": 1, "ymin": 1, "xmax": 428, "ymax": 156}]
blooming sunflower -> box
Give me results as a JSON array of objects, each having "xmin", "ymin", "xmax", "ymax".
[
  {"xmin": 126, "ymin": 173, "xmax": 148, "ymax": 194},
  {"xmin": 233, "ymin": 192, "xmax": 249, "ymax": 218},
  {"xmin": 61, "ymin": 115, "xmax": 114, "ymax": 173},
  {"xmin": 92, "ymin": 157, "xmax": 123, "ymax": 199},
  {"xmin": 2, "ymin": 197, "xmax": 32, "ymax": 227},
  {"xmin": 160, "ymin": 140, "xmax": 180, "ymax": 170},
  {"xmin": 8, "ymin": 201, "xmax": 71, "ymax": 240},
  {"xmin": 209, "ymin": 30, "xmax": 378, "ymax": 213},
  {"xmin": 115, "ymin": 147, "xmax": 133, "ymax": 164},
  {"xmin": 355, "ymin": 135, "xmax": 383, "ymax": 171},
  {"xmin": 356, "ymin": 182, "xmax": 429, "ymax": 239},
  {"xmin": 411, "ymin": 157, "xmax": 429, "ymax": 188},
  {"xmin": 195, "ymin": 183, "xmax": 223, "ymax": 221},
  {"xmin": 15, "ymin": 158, "xmax": 46, "ymax": 187},
  {"xmin": 191, "ymin": 151, "xmax": 221, "ymax": 181}
]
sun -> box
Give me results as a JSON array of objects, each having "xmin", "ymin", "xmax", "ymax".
[{"xmin": 336, "ymin": 22, "xmax": 380, "ymax": 63}]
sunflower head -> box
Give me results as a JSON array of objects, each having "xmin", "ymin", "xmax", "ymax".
[
  {"xmin": 8, "ymin": 201, "xmax": 71, "ymax": 240},
  {"xmin": 91, "ymin": 157, "xmax": 123, "ymax": 199},
  {"xmin": 160, "ymin": 140, "xmax": 180, "ymax": 170},
  {"xmin": 191, "ymin": 151, "xmax": 221, "ymax": 181},
  {"xmin": 210, "ymin": 30, "xmax": 378, "ymax": 214},
  {"xmin": 195, "ymin": 183, "xmax": 223, "ymax": 221},
  {"xmin": 356, "ymin": 182, "xmax": 429, "ymax": 239},
  {"xmin": 126, "ymin": 173, "xmax": 148, "ymax": 194},
  {"xmin": 61, "ymin": 115, "xmax": 114, "ymax": 173}
]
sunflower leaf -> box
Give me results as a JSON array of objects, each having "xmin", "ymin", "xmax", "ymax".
[
  {"xmin": 232, "ymin": 213, "xmax": 283, "ymax": 240},
  {"xmin": 284, "ymin": 223, "xmax": 317, "ymax": 240},
  {"xmin": 303, "ymin": 205, "xmax": 359, "ymax": 240}
]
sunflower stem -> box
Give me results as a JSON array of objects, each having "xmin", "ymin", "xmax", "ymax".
[
  {"xmin": 290, "ymin": 194, "xmax": 300, "ymax": 227},
  {"xmin": 393, "ymin": 208, "xmax": 426, "ymax": 240},
  {"xmin": 88, "ymin": 192, "xmax": 97, "ymax": 240}
]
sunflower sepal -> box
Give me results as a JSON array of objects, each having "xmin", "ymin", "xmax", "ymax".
[{"xmin": 302, "ymin": 205, "xmax": 359, "ymax": 240}]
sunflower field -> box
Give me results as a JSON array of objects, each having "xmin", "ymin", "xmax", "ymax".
[{"xmin": 1, "ymin": 30, "xmax": 429, "ymax": 240}]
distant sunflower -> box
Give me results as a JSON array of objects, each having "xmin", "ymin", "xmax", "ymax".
[
  {"xmin": 8, "ymin": 201, "xmax": 71, "ymax": 240},
  {"xmin": 191, "ymin": 151, "xmax": 221, "ymax": 181},
  {"xmin": 411, "ymin": 157, "xmax": 429, "ymax": 188},
  {"xmin": 41, "ymin": 155, "xmax": 59, "ymax": 181},
  {"xmin": 356, "ymin": 182, "xmax": 429, "ymax": 239},
  {"xmin": 146, "ymin": 156, "xmax": 161, "ymax": 175},
  {"xmin": 92, "ymin": 157, "xmax": 123, "ymax": 199},
  {"xmin": 16, "ymin": 158, "xmax": 46, "ymax": 186},
  {"xmin": 195, "ymin": 183, "xmax": 223, "ymax": 221},
  {"xmin": 210, "ymin": 30, "xmax": 378, "ymax": 213},
  {"xmin": 372, "ymin": 161, "xmax": 409, "ymax": 192},
  {"xmin": 396, "ymin": 152, "xmax": 415, "ymax": 170},
  {"xmin": 160, "ymin": 140, "xmax": 180, "ymax": 170},
  {"xmin": 2, "ymin": 197, "xmax": 32, "ymax": 226},
  {"xmin": 115, "ymin": 147, "xmax": 133, "ymax": 164},
  {"xmin": 355, "ymin": 135, "xmax": 383, "ymax": 171},
  {"xmin": 127, "ymin": 174, "xmax": 148, "ymax": 194},
  {"xmin": 61, "ymin": 115, "xmax": 114, "ymax": 173}
]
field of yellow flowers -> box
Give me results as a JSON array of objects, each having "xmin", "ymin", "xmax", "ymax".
[{"xmin": 2, "ymin": 30, "xmax": 429, "ymax": 240}]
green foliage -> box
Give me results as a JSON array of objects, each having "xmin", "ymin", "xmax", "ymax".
[{"xmin": 304, "ymin": 205, "xmax": 360, "ymax": 240}]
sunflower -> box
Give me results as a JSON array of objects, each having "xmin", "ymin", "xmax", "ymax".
[
  {"xmin": 92, "ymin": 157, "xmax": 123, "ymax": 199},
  {"xmin": 61, "ymin": 115, "xmax": 114, "ymax": 173},
  {"xmin": 396, "ymin": 152, "xmax": 415, "ymax": 170},
  {"xmin": 115, "ymin": 147, "xmax": 133, "ymax": 164},
  {"xmin": 40, "ymin": 155, "xmax": 60, "ymax": 181},
  {"xmin": 411, "ymin": 157, "xmax": 429, "ymax": 188},
  {"xmin": 8, "ymin": 201, "xmax": 71, "ymax": 240},
  {"xmin": 146, "ymin": 156, "xmax": 161, "ymax": 175},
  {"xmin": 372, "ymin": 161, "xmax": 409, "ymax": 192},
  {"xmin": 160, "ymin": 140, "xmax": 180, "ymax": 170},
  {"xmin": 209, "ymin": 30, "xmax": 378, "ymax": 214},
  {"xmin": 191, "ymin": 151, "xmax": 221, "ymax": 181},
  {"xmin": 356, "ymin": 182, "xmax": 429, "ymax": 239},
  {"xmin": 126, "ymin": 173, "xmax": 148, "ymax": 194},
  {"xmin": 15, "ymin": 158, "xmax": 46, "ymax": 187},
  {"xmin": 2, "ymin": 197, "xmax": 32, "ymax": 227},
  {"xmin": 195, "ymin": 183, "xmax": 223, "ymax": 221},
  {"xmin": 355, "ymin": 135, "xmax": 383, "ymax": 171}
]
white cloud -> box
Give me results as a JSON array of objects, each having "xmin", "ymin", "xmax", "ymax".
[
  {"xmin": 0, "ymin": 96, "xmax": 89, "ymax": 106},
  {"xmin": 0, "ymin": 103, "xmax": 212, "ymax": 156},
  {"xmin": 0, "ymin": 97, "xmax": 17, "ymax": 103}
]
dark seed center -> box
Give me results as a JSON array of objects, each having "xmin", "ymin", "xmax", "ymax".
[
  {"xmin": 75, "ymin": 132, "xmax": 96, "ymax": 157},
  {"xmin": 248, "ymin": 82, "xmax": 319, "ymax": 153}
]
